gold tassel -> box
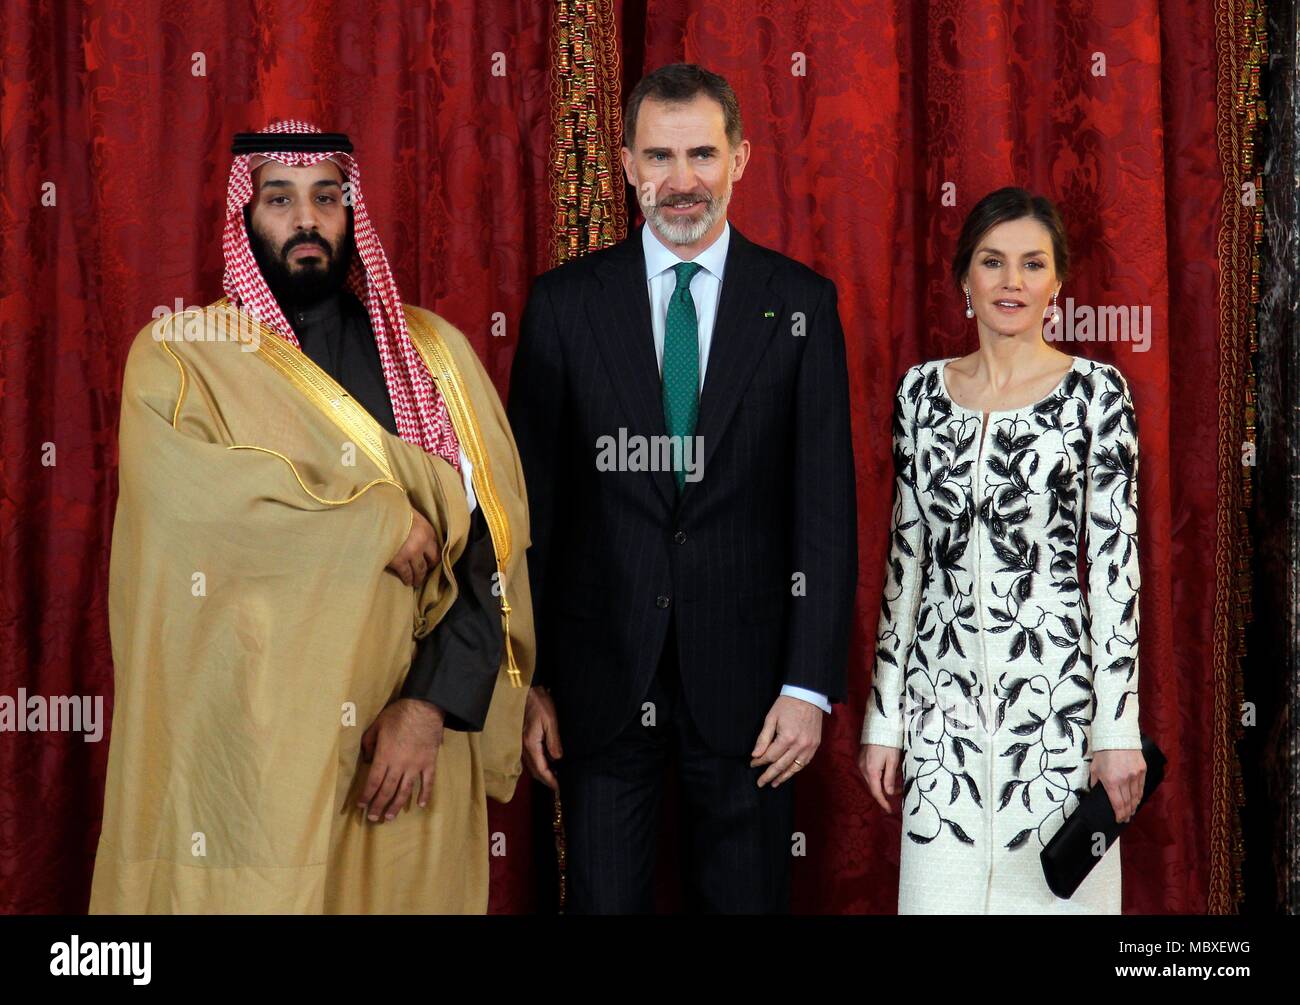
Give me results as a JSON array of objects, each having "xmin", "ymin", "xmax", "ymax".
[
  {"xmin": 401, "ymin": 307, "xmax": 525, "ymax": 691},
  {"xmin": 499, "ymin": 590, "xmax": 523, "ymax": 688}
]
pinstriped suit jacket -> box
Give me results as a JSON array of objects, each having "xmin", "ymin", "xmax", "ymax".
[{"xmin": 508, "ymin": 224, "xmax": 857, "ymax": 756}]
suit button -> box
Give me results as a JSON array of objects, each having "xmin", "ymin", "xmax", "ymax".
[
  {"xmin": 656, "ymin": 595, "xmax": 671, "ymax": 609},
  {"xmin": 674, "ymin": 531, "xmax": 687, "ymax": 545}
]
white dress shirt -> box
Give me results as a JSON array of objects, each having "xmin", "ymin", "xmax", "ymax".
[
  {"xmin": 641, "ymin": 222, "xmax": 830, "ymax": 715},
  {"xmin": 458, "ymin": 446, "xmax": 476, "ymax": 513}
]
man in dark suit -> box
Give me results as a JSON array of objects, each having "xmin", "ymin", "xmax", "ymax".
[{"xmin": 507, "ymin": 63, "xmax": 857, "ymax": 913}]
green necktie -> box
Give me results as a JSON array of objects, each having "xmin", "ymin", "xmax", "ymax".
[{"xmin": 662, "ymin": 261, "xmax": 703, "ymax": 492}]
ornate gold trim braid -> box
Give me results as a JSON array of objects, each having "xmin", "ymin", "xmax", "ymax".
[
  {"xmin": 545, "ymin": 0, "xmax": 626, "ymax": 917},
  {"xmin": 552, "ymin": 790, "xmax": 567, "ymax": 912},
  {"xmin": 548, "ymin": 0, "xmax": 628, "ymax": 266},
  {"xmin": 225, "ymin": 445, "xmax": 404, "ymax": 507},
  {"xmin": 156, "ymin": 332, "xmax": 189, "ymax": 429},
  {"xmin": 403, "ymin": 307, "xmax": 523, "ymax": 689},
  {"xmin": 152, "ymin": 311, "xmax": 404, "ymax": 508},
  {"xmin": 1210, "ymin": 0, "xmax": 1265, "ymax": 914},
  {"xmin": 205, "ymin": 297, "xmax": 396, "ymax": 480}
]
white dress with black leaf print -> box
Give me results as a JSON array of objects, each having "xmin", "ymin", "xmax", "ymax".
[{"xmin": 861, "ymin": 355, "xmax": 1142, "ymax": 914}]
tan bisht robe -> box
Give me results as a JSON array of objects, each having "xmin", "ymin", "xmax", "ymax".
[{"xmin": 89, "ymin": 299, "xmax": 533, "ymax": 914}]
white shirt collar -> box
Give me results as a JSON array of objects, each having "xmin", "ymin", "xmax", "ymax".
[{"xmin": 642, "ymin": 219, "xmax": 731, "ymax": 284}]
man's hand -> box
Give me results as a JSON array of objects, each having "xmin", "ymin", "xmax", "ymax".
[
  {"xmin": 857, "ymin": 742, "xmax": 902, "ymax": 813},
  {"xmin": 387, "ymin": 506, "xmax": 441, "ymax": 587},
  {"xmin": 522, "ymin": 685, "xmax": 563, "ymax": 790},
  {"xmin": 1090, "ymin": 748, "xmax": 1147, "ymax": 823},
  {"xmin": 750, "ymin": 695, "xmax": 823, "ymax": 787},
  {"xmin": 357, "ymin": 698, "xmax": 445, "ymax": 822}
]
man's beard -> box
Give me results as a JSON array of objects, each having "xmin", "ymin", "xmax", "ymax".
[
  {"xmin": 646, "ymin": 177, "xmax": 732, "ymax": 246},
  {"xmin": 245, "ymin": 212, "xmax": 355, "ymax": 312}
]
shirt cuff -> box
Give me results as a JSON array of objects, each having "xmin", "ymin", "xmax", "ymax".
[{"xmin": 780, "ymin": 684, "xmax": 831, "ymax": 714}]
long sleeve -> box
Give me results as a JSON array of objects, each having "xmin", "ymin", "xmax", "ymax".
[
  {"xmin": 506, "ymin": 275, "xmax": 567, "ymax": 689},
  {"xmin": 781, "ymin": 278, "xmax": 858, "ymax": 701},
  {"xmin": 1084, "ymin": 366, "xmax": 1142, "ymax": 750},
  {"xmin": 292, "ymin": 295, "xmax": 495, "ymax": 724},
  {"xmin": 400, "ymin": 506, "xmax": 503, "ymax": 731},
  {"xmin": 861, "ymin": 370, "xmax": 926, "ymax": 749},
  {"xmin": 780, "ymin": 684, "xmax": 831, "ymax": 712}
]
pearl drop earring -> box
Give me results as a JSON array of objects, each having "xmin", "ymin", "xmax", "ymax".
[
  {"xmin": 964, "ymin": 287, "xmax": 974, "ymax": 318},
  {"xmin": 1049, "ymin": 290, "xmax": 1062, "ymax": 324}
]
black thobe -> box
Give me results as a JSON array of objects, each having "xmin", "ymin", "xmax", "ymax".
[{"xmin": 289, "ymin": 290, "xmax": 502, "ymax": 731}]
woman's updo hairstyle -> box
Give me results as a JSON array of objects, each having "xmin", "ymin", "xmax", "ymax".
[{"xmin": 951, "ymin": 187, "xmax": 1070, "ymax": 292}]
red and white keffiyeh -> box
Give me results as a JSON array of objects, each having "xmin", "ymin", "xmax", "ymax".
[{"xmin": 222, "ymin": 118, "xmax": 460, "ymax": 471}]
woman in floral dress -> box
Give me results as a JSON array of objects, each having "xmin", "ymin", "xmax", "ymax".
[{"xmin": 858, "ymin": 188, "xmax": 1148, "ymax": 914}]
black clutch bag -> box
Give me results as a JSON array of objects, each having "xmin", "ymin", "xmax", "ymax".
[{"xmin": 1040, "ymin": 734, "xmax": 1166, "ymax": 899}]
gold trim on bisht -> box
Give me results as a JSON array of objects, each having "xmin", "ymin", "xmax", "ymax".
[
  {"xmin": 404, "ymin": 307, "xmax": 523, "ymax": 689},
  {"xmin": 206, "ymin": 296, "xmax": 396, "ymax": 480}
]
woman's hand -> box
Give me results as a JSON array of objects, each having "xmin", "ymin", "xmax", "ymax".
[
  {"xmin": 858, "ymin": 742, "xmax": 902, "ymax": 813},
  {"xmin": 1090, "ymin": 748, "xmax": 1147, "ymax": 823},
  {"xmin": 386, "ymin": 506, "xmax": 441, "ymax": 587}
]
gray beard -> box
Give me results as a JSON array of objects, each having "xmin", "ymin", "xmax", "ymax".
[{"xmin": 646, "ymin": 179, "xmax": 732, "ymax": 246}]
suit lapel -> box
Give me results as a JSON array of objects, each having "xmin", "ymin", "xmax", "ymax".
[
  {"xmin": 586, "ymin": 231, "xmax": 678, "ymax": 508},
  {"xmin": 682, "ymin": 227, "xmax": 781, "ymax": 504},
  {"xmin": 584, "ymin": 225, "xmax": 782, "ymax": 510}
]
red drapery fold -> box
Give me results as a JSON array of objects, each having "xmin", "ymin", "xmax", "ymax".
[{"xmin": 0, "ymin": 0, "xmax": 1234, "ymax": 914}]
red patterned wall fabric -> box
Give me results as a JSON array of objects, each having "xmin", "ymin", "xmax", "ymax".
[{"xmin": 1, "ymin": 0, "xmax": 1223, "ymax": 914}]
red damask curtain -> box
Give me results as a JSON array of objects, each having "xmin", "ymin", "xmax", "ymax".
[{"xmin": 0, "ymin": 0, "xmax": 1241, "ymax": 914}]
